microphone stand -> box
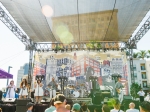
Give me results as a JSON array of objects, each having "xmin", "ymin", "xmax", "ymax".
[{"xmin": 38, "ymin": 83, "xmax": 39, "ymax": 104}]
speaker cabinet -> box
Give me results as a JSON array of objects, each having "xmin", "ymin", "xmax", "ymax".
[
  {"xmin": 16, "ymin": 106, "xmax": 27, "ymax": 112},
  {"xmin": 16, "ymin": 99, "xmax": 31, "ymax": 106},
  {"xmin": 92, "ymin": 92, "xmax": 103, "ymax": 105}
]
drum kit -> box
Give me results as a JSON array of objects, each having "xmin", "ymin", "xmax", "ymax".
[
  {"xmin": 43, "ymin": 83, "xmax": 89, "ymax": 98},
  {"xmin": 63, "ymin": 83, "xmax": 89, "ymax": 98}
]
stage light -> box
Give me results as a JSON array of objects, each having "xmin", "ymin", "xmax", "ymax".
[{"xmin": 42, "ymin": 5, "xmax": 53, "ymax": 17}]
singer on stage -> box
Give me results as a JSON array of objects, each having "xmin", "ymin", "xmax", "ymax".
[
  {"xmin": 19, "ymin": 79, "xmax": 28, "ymax": 99},
  {"xmin": 34, "ymin": 79, "xmax": 43, "ymax": 104},
  {"xmin": 47, "ymin": 77, "xmax": 57, "ymax": 99},
  {"xmin": 6, "ymin": 80, "xmax": 16, "ymax": 98}
]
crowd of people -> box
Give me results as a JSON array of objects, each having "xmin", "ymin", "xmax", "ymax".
[
  {"xmin": 25, "ymin": 94, "xmax": 150, "ymax": 112},
  {"xmin": 3, "ymin": 77, "xmax": 150, "ymax": 112}
]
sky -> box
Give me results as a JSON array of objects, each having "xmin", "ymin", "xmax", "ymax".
[{"xmin": 0, "ymin": 7, "xmax": 150, "ymax": 90}]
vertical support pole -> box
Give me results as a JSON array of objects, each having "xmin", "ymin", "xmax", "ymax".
[
  {"xmin": 28, "ymin": 39, "xmax": 34, "ymax": 86},
  {"xmin": 129, "ymin": 48, "xmax": 135, "ymax": 83}
]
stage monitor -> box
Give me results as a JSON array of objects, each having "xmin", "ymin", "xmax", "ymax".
[{"xmin": 3, "ymin": 98, "xmax": 16, "ymax": 104}]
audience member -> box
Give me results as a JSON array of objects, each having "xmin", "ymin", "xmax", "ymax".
[
  {"xmin": 0, "ymin": 108, "xmax": 2, "ymax": 112},
  {"xmin": 80, "ymin": 103, "xmax": 90, "ymax": 112},
  {"xmin": 26, "ymin": 102, "xmax": 34, "ymax": 112},
  {"xmin": 110, "ymin": 99, "xmax": 124, "ymax": 112},
  {"xmin": 102, "ymin": 104, "xmax": 111, "ymax": 112},
  {"xmin": 94, "ymin": 108, "xmax": 101, "ymax": 112},
  {"xmin": 45, "ymin": 98, "xmax": 56, "ymax": 112},
  {"xmin": 65, "ymin": 104, "xmax": 71, "ymax": 111},
  {"xmin": 53, "ymin": 94, "xmax": 67, "ymax": 112},
  {"xmin": 126, "ymin": 102, "xmax": 139, "ymax": 112},
  {"xmin": 137, "ymin": 88, "xmax": 145, "ymax": 102},
  {"xmin": 57, "ymin": 107, "xmax": 70, "ymax": 112},
  {"xmin": 139, "ymin": 101, "xmax": 150, "ymax": 112},
  {"xmin": 72, "ymin": 103, "xmax": 81, "ymax": 112}
]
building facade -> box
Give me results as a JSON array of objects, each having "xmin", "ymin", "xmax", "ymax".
[
  {"xmin": 127, "ymin": 59, "xmax": 149, "ymax": 92},
  {"xmin": 17, "ymin": 63, "xmax": 29, "ymax": 88}
]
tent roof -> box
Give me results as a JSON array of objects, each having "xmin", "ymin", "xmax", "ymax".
[
  {"xmin": 0, "ymin": 0, "xmax": 150, "ymax": 42},
  {"xmin": 0, "ymin": 69, "xmax": 13, "ymax": 79}
]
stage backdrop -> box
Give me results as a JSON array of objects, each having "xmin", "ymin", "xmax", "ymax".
[{"xmin": 33, "ymin": 51, "xmax": 128, "ymax": 95}]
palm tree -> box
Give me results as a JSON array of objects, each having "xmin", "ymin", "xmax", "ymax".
[
  {"xmin": 133, "ymin": 52, "xmax": 139, "ymax": 58},
  {"xmin": 147, "ymin": 50, "xmax": 150, "ymax": 58},
  {"xmin": 138, "ymin": 50, "xmax": 148, "ymax": 59}
]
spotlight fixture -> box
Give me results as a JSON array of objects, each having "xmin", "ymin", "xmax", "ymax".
[{"xmin": 89, "ymin": 76, "xmax": 98, "ymax": 82}]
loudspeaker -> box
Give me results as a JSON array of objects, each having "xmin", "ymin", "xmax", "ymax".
[
  {"xmin": 0, "ymin": 90, "xmax": 2, "ymax": 100},
  {"xmin": 16, "ymin": 106, "xmax": 27, "ymax": 112},
  {"xmin": 122, "ymin": 96, "xmax": 139, "ymax": 111},
  {"xmin": 92, "ymin": 92, "xmax": 103, "ymax": 105},
  {"xmin": 88, "ymin": 104, "xmax": 102, "ymax": 112},
  {"xmin": 16, "ymin": 99, "xmax": 31, "ymax": 106}
]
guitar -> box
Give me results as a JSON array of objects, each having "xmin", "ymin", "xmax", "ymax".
[{"xmin": 116, "ymin": 81, "xmax": 128, "ymax": 94}]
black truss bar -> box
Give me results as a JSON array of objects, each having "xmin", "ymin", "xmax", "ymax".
[
  {"xmin": 129, "ymin": 48, "xmax": 134, "ymax": 83},
  {"xmin": 0, "ymin": 5, "xmax": 31, "ymax": 47},
  {"xmin": 126, "ymin": 13, "xmax": 150, "ymax": 48},
  {"xmin": 28, "ymin": 39, "xmax": 34, "ymax": 85}
]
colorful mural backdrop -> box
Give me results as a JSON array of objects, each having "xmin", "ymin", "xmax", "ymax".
[{"xmin": 33, "ymin": 51, "xmax": 128, "ymax": 95}]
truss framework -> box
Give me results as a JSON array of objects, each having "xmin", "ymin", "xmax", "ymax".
[{"xmin": 1, "ymin": 5, "xmax": 150, "ymax": 85}]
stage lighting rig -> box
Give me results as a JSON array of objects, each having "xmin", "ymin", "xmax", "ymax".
[
  {"xmin": 111, "ymin": 74, "xmax": 121, "ymax": 83},
  {"xmin": 35, "ymin": 75, "xmax": 45, "ymax": 81},
  {"xmin": 89, "ymin": 76, "xmax": 98, "ymax": 82},
  {"xmin": 58, "ymin": 76, "xmax": 68, "ymax": 93}
]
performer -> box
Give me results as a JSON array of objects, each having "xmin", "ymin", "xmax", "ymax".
[
  {"xmin": 115, "ymin": 76, "xmax": 127, "ymax": 103},
  {"xmin": 19, "ymin": 78, "xmax": 28, "ymax": 99},
  {"xmin": 34, "ymin": 79, "xmax": 43, "ymax": 104},
  {"xmin": 6, "ymin": 80, "xmax": 16, "ymax": 98},
  {"xmin": 47, "ymin": 77, "xmax": 57, "ymax": 99},
  {"xmin": 137, "ymin": 88, "xmax": 145, "ymax": 102}
]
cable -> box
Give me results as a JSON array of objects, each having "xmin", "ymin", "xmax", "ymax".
[
  {"xmin": 103, "ymin": 0, "xmax": 117, "ymax": 41},
  {"xmin": 0, "ymin": 51, "xmax": 25, "ymax": 67},
  {"xmin": 38, "ymin": 0, "xmax": 57, "ymax": 42},
  {"xmin": 0, "ymin": 51, "xmax": 24, "ymax": 63},
  {"xmin": 77, "ymin": 0, "xmax": 81, "ymax": 42}
]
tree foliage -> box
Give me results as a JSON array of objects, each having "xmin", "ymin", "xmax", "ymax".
[{"xmin": 130, "ymin": 83, "xmax": 141, "ymax": 100}]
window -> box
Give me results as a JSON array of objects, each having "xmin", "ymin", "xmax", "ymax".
[
  {"xmin": 142, "ymin": 81, "xmax": 147, "ymax": 87},
  {"xmin": 134, "ymin": 73, "xmax": 137, "ymax": 77},
  {"xmin": 141, "ymin": 72, "xmax": 147, "ymax": 79},
  {"xmin": 133, "ymin": 66, "xmax": 136, "ymax": 71},
  {"xmin": 140, "ymin": 64, "xmax": 146, "ymax": 70}
]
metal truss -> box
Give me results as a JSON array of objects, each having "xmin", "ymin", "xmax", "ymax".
[
  {"xmin": 34, "ymin": 42, "xmax": 126, "ymax": 52},
  {"xmin": 0, "ymin": 6, "xmax": 31, "ymax": 47},
  {"xmin": 126, "ymin": 14, "xmax": 150, "ymax": 49}
]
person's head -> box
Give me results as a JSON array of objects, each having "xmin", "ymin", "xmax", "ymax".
[
  {"xmin": 65, "ymin": 104, "xmax": 71, "ymax": 110},
  {"xmin": 52, "ymin": 77, "xmax": 55, "ymax": 81},
  {"xmin": 37, "ymin": 79, "xmax": 41, "ymax": 84},
  {"xmin": 118, "ymin": 76, "xmax": 122, "ymax": 82},
  {"xmin": 57, "ymin": 107, "xmax": 69, "ymax": 112},
  {"xmin": 113, "ymin": 99, "xmax": 121, "ymax": 110},
  {"xmin": 53, "ymin": 94, "xmax": 66, "ymax": 109},
  {"xmin": 129, "ymin": 102, "xmax": 135, "ymax": 109},
  {"xmin": 81, "ymin": 103, "xmax": 88, "ymax": 111},
  {"xmin": 139, "ymin": 101, "xmax": 150, "ymax": 112},
  {"xmin": 49, "ymin": 98, "xmax": 54, "ymax": 107},
  {"xmin": 21, "ymin": 78, "xmax": 27, "ymax": 86},
  {"xmin": 0, "ymin": 108, "xmax": 2, "ymax": 112},
  {"xmin": 140, "ymin": 88, "xmax": 143, "ymax": 91},
  {"xmin": 102, "ymin": 104, "xmax": 110, "ymax": 112},
  {"xmin": 72, "ymin": 103, "xmax": 81, "ymax": 112},
  {"xmin": 27, "ymin": 102, "xmax": 34, "ymax": 110},
  {"xmin": 10, "ymin": 80, "xmax": 14, "ymax": 85},
  {"xmin": 94, "ymin": 108, "xmax": 101, "ymax": 112}
]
